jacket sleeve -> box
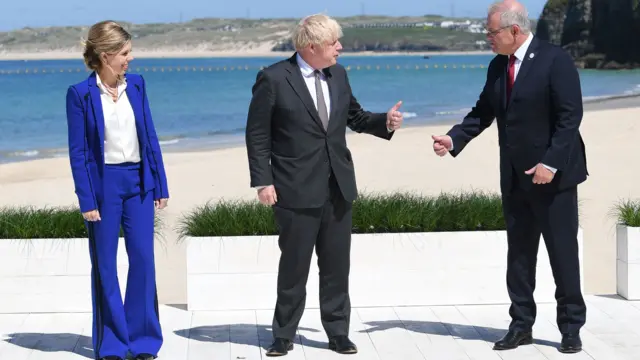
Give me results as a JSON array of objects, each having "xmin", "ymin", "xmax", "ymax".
[
  {"xmin": 245, "ymin": 70, "xmax": 275, "ymax": 187},
  {"xmin": 541, "ymin": 50, "xmax": 583, "ymax": 171},
  {"xmin": 446, "ymin": 60, "xmax": 497, "ymax": 157},
  {"xmin": 140, "ymin": 76, "xmax": 170, "ymax": 199},
  {"xmin": 66, "ymin": 86, "xmax": 97, "ymax": 213},
  {"xmin": 344, "ymin": 68, "xmax": 393, "ymax": 140}
]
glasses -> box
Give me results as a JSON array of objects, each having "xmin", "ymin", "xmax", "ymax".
[{"xmin": 485, "ymin": 25, "xmax": 512, "ymax": 37}]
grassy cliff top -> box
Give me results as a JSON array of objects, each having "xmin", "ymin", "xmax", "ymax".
[{"xmin": 0, "ymin": 15, "xmax": 489, "ymax": 53}]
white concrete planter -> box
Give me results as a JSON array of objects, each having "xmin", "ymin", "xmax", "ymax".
[
  {"xmin": 0, "ymin": 238, "xmax": 129, "ymax": 313},
  {"xmin": 185, "ymin": 229, "xmax": 584, "ymax": 311},
  {"xmin": 617, "ymin": 225, "xmax": 640, "ymax": 300}
]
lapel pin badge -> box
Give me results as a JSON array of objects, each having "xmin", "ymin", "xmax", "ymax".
[{"xmin": 529, "ymin": 53, "xmax": 535, "ymax": 59}]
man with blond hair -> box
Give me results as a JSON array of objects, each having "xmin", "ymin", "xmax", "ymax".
[
  {"xmin": 432, "ymin": 0, "xmax": 586, "ymax": 354},
  {"xmin": 245, "ymin": 13, "xmax": 403, "ymax": 357}
]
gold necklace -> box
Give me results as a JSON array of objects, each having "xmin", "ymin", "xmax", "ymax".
[{"xmin": 103, "ymin": 83, "xmax": 118, "ymax": 102}]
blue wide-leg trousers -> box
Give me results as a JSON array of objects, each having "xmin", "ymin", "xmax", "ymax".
[{"xmin": 86, "ymin": 162, "xmax": 162, "ymax": 359}]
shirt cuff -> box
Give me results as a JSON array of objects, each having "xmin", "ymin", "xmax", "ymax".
[{"xmin": 542, "ymin": 164, "xmax": 557, "ymax": 173}]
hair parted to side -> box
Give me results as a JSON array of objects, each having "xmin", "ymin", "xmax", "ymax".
[
  {"xmin": 487, "ymin": 1, "xmax": 531, "ymax": 34},
  {"xmin": 82, "ymin": 20, "xmax": 132, "ymax": 71},
  {"xmin": 291, "ymin": 14, "xmax": 343, "ymax": 51}
]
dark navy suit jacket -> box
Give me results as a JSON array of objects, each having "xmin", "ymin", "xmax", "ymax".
[
  {"xmin": 446, "ymin": 37, "xmax": 588, "ymax": 194},
  {"xmin": 66, "ymin": 72, "xmax": 169, "ymax": 213}
]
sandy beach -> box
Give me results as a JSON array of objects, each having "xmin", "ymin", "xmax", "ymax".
[
  {"xmin": 0, "ymin": 96, "xmax": 637, "ymax": 305},
  {"xmin": 0, "ymin": 49, "xmax": 493, "ymax": 61}
]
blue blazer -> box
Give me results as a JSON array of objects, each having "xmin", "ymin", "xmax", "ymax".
[{"xmin": 66, "ymin": 72, "xmax": 169, "ymax": 213}]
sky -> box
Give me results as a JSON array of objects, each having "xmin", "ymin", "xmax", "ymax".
[{"xmin": 1, "ymin": 0, "xmax": 548, "ymax": 31}]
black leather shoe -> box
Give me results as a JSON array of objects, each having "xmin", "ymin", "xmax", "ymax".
[
  {"xmin": 559, "ymin": 333, "xmax": 582, "ymax": 353},
  {"xmin": 493, "ymin": 330, "xmax": 533, "ymax": 350},
  {"xmin": 328, "ymin": 335, "xmax": 357, "ymax": 354},
  {"xmin": 266, "ymin": 338, "xmax": 293, "ymax": 357}
]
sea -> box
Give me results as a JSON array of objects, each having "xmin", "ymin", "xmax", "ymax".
[{"xmin": 1, "ymin": 54, "xmax": 639, "ymax": 163}]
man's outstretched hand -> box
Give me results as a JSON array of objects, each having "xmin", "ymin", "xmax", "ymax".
[{"xmin": 432, "ymin": 135, "xmax": 453, "ymax": 157}]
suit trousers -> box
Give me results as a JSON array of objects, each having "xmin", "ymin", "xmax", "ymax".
[
  {"xmin": 271, "ymin": 174, "xmax": 353, "ymax": 340},
  {"xmin": 86, "ymin": 162, "xmax": 162, "ymax": 359},
  {"xmin": 502, "ymin": 172, "xmax": 586, "ymax": 335}
]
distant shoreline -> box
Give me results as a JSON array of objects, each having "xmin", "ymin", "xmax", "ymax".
[{"xmin": 0, "ymin": 50, "xmax": 494, "ymax": 61}]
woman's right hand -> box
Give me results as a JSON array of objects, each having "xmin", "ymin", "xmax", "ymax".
[{"xmin": 82, "ymin": 210, "xmax": 101, "ymax": 222}]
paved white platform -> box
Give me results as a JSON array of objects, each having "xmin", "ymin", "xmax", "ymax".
[{"xmin": 0, "ymin": 295, "xmax": 639, "ymax": 359}]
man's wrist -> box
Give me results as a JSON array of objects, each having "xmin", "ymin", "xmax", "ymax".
[{"xmin": 542, "ymin": 164, "xmax": 557, "ymax": 173}]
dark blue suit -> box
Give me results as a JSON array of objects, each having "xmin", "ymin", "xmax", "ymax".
[
  {"xmin": 66, "ymin": 72, "xmax": 169, "ymax": 359},
  {"xmin": 446, "ymin": 37, "xmax": 587, "ymax": 335}
]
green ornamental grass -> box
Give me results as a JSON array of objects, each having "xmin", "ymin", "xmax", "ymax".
[
  {"xmin": 0, "ymin": 206, "xmax": 164, "ymax": 239},
  {"xmin": 612, "ymin": 199, "xmax": 640, "ymax": 227},
  {"xmin": 0, "ymin": 191, "xmax": 510, "ymax": 239},
  {"xmin": 177, "ymin": 191, "xmax": 506, "ymax": 238}
]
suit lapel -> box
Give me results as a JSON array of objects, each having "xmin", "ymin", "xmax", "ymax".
[
  {"xmin": 326, "ymin": 67, "xmax": 340, "ymax": 126},
  {"xmin": 500, "ymin": 56, "xmax": 508, "ymax": 112},
  {"xmin": 285, "ymin": 55, "xmax": 326, "ymax": 132},
  {"xmin": 507, "ymin": 37, "xmax": 540, "ymax": 110},
  {"xmin": 124, "ymin": 76, "xmax": 146, "ymax": 145},
  {"xmin": 87, "ymin": 73, "xmax": 105, "ymax": 145}
]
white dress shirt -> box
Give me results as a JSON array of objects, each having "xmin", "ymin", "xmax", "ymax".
[
  {"xmin": 96, "ymin": 74, "xmax": 141, "ymax": 164},
  {"xmin": 297, "ymin": 53, "xmax": 331, "ymax": 115},
  {"xmin": 511, "ymin": 32, "xmax": 534, "ymax": 80},
  {"xmin": 297, "ymin": 54, "xmax": 394, "ymax": 133}
]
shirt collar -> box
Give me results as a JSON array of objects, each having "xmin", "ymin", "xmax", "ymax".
[
  {"xmin": 96, "ymin": 72, "xmax": 127, "ymax": 93},
  {"xmin": 513, "ymin": 32, "xmax": 534, "ymax": 61},
  {"xmin": 296, "ymin": 53, "xmax": 317, "ymax": 77}
]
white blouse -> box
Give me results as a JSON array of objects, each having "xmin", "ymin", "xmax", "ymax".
[{"xmin": 96, "ymin": 74, "xmax": 141, "ymax": 164}]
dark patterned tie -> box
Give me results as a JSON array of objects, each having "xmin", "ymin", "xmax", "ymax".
[{"xmin": 314, "ymin": 70, "xmax": 329, "ymax": 130}]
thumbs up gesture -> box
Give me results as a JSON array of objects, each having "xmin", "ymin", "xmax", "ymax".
[{"xmin": 386, "ymin": 101, "xmax": 403, "ymax": 131}]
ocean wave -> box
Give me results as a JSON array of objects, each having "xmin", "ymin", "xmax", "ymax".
[
  {"xmin": 206, "ymin": 127, "xmax": 247, "ymax": 136},
  {"xmin": 402, "ymin": 111, "xmax": 417, "ymax": 119},
  {"xmin": 10, "ymin": 150, "xmax": 39, "ymax": 157},
  {"xmin": 159, "ymin": 138, "xmax": 180, "ymax": 145},
  {"xmin": 583, "ymin": 91, "xmax": 640, "ymax": 103},
  {"xmin": 435, "ymin": 108, "xmax": 470, "ymax": 116}
]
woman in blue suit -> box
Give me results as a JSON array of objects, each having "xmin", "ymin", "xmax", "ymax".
[{"xmin": 65, "ymin": 20, "xmax": 169, "ymax": 360}]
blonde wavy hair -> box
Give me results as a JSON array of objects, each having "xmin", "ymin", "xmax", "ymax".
[
  {"xmin": 82, "ymin": 21, "xmax": 131, "ymax": 71},
  {"xmin": 291, "ymin": 14, "xmax": 343, "ymax": 50}
]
